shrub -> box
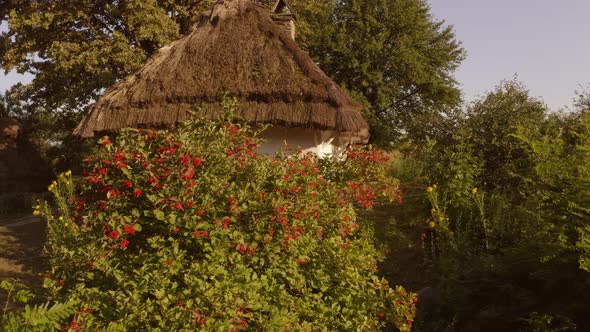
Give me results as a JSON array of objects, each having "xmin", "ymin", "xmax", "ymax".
[
  {"xmin": 406, "ymin": 111, "xmax": 590, "ymax": 331},
  {"xmin": 36, "ymin": 109, "xmax": 416, "ymax": 331}
]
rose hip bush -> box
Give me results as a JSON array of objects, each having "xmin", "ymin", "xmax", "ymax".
[{"xmin": 37, "ymin": 112, "xmax": 416, "ymax": 331}]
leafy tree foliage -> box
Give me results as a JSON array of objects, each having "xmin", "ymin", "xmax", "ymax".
[
  {"xmin": 1, "ymin": 0, "xmax": 218, "ymax": 170},
  {"xmin": 575, "ymin": 84, "xmax": 590, "ymax": 112},
  {"xmin": 290, "ymin": 0, "xmax": 465, "ymax": 144},
  {"xmin": 0, "ymin": 0, "xmax": 208, "ymax": 111},
  {"xmin": 517, "ymin": 111, "xmax": 590, "ymax": 273},
  {"xmin": 0, "ymin": 91, "xmax": 13, "ymax": 118},
  {"xmin": 466, "ymin": 79, "xmax": 547, "ymax": 193}
]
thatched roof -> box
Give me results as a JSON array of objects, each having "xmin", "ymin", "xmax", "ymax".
[{"xmin": 74, "ymin": 0, "xmax": 368, "ymax": 140}]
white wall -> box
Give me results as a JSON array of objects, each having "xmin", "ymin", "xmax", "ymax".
[{"xmin": 257, "ymin": 126, "xmax": 350, "ymax": 158}]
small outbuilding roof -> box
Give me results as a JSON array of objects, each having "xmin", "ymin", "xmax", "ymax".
[
  {"xmin": 0, "ymin": 118, "xmax": 52, "ymax": 194},
  {"xmin": 74, "ymin": 0, "xmax": 368, "ymax": 140}
]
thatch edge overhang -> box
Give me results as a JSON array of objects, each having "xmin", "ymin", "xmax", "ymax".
[{"xmin": 74, "ymin": 0, "xmax": 368, "ymax": 142}]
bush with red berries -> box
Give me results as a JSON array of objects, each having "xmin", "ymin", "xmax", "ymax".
[{"xmin": 38, "ymin": 108, "xmax": 416, "ymax": 331}]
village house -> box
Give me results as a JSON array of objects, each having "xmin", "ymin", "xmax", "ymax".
[
  {"xmin": 74, "ymin": 0, "xmax": 369, "ymax": 157},
  {"xmin": 0, "ymin": 118, "xmax": 52, "ymax": 213}
]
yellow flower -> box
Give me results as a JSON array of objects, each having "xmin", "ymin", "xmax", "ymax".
[
  {"xmin": 65, "ymin": 170, "xmax": 72, "ymax": 176},
  {"xmin": 432, "ymin": 184, "xmax": 437, "ymax": 189},
  {"xmin": 428, "ymin": 221, "xmax": 436, "ymax": 228},
  {"xmin": 64, "ymin": 223, "xmax": 69, "ymax": 227},
  {"xmin": 431, "ymin": 208, "xmax": 436, "ymax": 213},
  {"xmin": 439, "ymin": 216, "xmax": 445, "ymax": 222},
  {"xmin": 59, "ymin": 216, "xmax": 64, "ymax": 221},
  {"xmin": 426, "ymin": 186, "xmax": 433, "ymax": 193},
  {"xmin": 472, "ymin": 187, "xmax": 478, "ymax": 194},
  {"xmin": 48, "ymin": 181, "xmax": 57, "ymax": 191}
]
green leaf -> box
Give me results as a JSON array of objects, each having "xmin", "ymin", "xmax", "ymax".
[{"xmin": 153, "ymin": 210, "xmax": 165, "ymax": 221}]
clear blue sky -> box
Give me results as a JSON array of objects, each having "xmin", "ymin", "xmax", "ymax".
[
  {"xmin": 1, "ymin": 1, "xmax": 590, "ymax": 110},
  {"xmin": 428, "ymin": 0, "xmax": 590, "ymax": 110}
]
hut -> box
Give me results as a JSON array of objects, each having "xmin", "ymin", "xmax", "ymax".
[
  {"xmin": 74, "ymin": 0, "xmax": 369, "ymax": 157},
  {"xmin": 0, "ymin": 118, "xmax": 52, "ymax": 213}
]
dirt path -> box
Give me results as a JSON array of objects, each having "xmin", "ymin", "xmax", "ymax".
[{"xmin": 0, "ymin": 215, "xmax": 46, "ymax": 306}]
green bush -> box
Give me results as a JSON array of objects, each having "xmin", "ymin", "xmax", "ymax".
[
  {"xmin": 390, "ymin": 108, "xmax": 590, "ymax": 331},
  {"xmin": 35, "ymin": 110, "xmax": 416, "ymax": 331}
]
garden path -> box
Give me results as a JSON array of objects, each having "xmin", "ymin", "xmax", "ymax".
[{"xmin": 0, "ymin": 215, "xmax": 45, "ymax": 306}]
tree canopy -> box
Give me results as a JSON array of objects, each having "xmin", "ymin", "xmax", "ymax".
[
  {"xmin": 1, "ymin": 0, "xmax": 204, "ymax": 111},
  {"xmin": 466, "ymin": 79, "xmax": 547, "ymax": 192},
  {"xmin": 575, "ymin": 84, "xmax": 590, "ymax": 112},
  {"xmin": 293, "ymin": 0, "xmax": 465, "ymax": 144}
]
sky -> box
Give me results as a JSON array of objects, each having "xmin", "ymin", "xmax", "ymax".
[
  {"xmin": 1, "ymin": 1, "xmax": 590, "ymax": 111},
  {"xmin": 428, "ymin": 0, "xmax": 590, "ymax": 110}
]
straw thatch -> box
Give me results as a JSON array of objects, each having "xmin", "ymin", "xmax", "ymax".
[{"xmin": 74, "ymin": 0, "xmax": 368, "ymax": 140}]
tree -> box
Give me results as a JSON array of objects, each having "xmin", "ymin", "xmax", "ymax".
[
  {"xmin": 291, "ymin": 0, "xmax": 465, "ymax": 145},
  {"xmin": 1, "ymin": 0, "xmax": 217, "ymax": 170},
  {"xmin": 575, "ymin": 84, "xmax": 590, "ymax": 112},
  {"xmin": 1, "ymin": 0, "xmax": 210, "ymax": 112},
  {"xmin": 0, "ymin": 92, "xmax": 13, "ymax": 118},
  {"xmin": 466, "ymin": 79, "xmax": 547, "ymax": 193}
]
